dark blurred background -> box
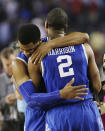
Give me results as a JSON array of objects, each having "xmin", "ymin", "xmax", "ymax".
[{"xmin": 0, "ymin": 0, "xmax": 105, "ymax": 72}]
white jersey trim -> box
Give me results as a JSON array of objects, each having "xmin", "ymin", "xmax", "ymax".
[
  {"xmin": 41, "ymin": 61, "xmax": 44, "ymax": 77},
  {"xmin": 40, "ymin": 37, "xmax": 48, "ymax": 77},
  {"xmin": 16, "ymin": 57, "xmax": 27, "ymax": 65},
  {"xmin": 82, "ymin": 44, "xmax": 88, "ymax": 64}
]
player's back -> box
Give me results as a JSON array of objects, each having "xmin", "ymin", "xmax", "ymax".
[
  {"xmin": 42, "ymin": 44, "xmax": 104, "ymax": 131},
  {"xmin": 42, "ymin": 44, "xmax": 92, "ymax": 103}
]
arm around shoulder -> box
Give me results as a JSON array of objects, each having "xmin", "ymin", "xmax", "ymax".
[{"xmin": 48, "ymin": 32, "xmax": 89, "ymax": 49}]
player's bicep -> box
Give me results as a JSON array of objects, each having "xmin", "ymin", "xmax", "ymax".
[
  {"xmin": 87, "ymin": 45, "xmax": 99, "ymax": 77},
  {"xmin": 28, "ymin": 61, "xmax": 41, "ymax": 91},
  {"xmin": 86, "ymin": 44, "xmax": 101, "ymax": 92},
  {"xmin": 12, "ymin": 59, "xmax": 29, "ymax": 87}
]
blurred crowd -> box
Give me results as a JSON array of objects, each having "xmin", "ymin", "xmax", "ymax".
[
  {"xmin": 0, "ymin": 0, "xmax": 105, "ymax": 65},
  {"xmin": 0, "ymin": 0, "xmax": 105, "ymax": 130}
]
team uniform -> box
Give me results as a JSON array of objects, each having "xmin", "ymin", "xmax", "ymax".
[
  {"xmin": 41, "ymin": 44, "xmax": 104, "ymax": 131},
  {"xmin": 16, "ymin": 37, "xmax": 62, "ymax": 131},
  {"xmin": 16, "ymin": 51, "xmax": 46, "ymax": 131}
]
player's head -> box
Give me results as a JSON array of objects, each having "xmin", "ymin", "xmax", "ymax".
[
  {"xmin": 17, "ymin": 24, "xmax": 41, "ymax": 57},
  {"xmin": 45, "ymin": 8, "xmax": 68, "ymax": 32},
  {"xmin": 0, "ymin": 48, "xmax": 15, "ymax": 77}
]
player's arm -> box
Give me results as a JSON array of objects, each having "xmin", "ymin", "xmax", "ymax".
[
  {"xmin": 12, "ymin": 58, "xmax": 88, "ymax": 108},
  {"xmin": 12, "ymin": 59, "xmax": 61, "ymax": 107},
  {"xmin": 48, "ymin": 32, "xmax": 89, "ymax": 48},
  {"xmin": 12, "ymin": 59, "xmax": 29, "ymax": 87},
  {"xmin": 27, "ymin": 61, "xmax": 88, "ymax": 108},
  {"xmin": 30, "ymin": 32, "xmax": 89, "ymax": 64},
  {"xmin": 84, "ymin": 43, "xmax": 101, "ymax": 93},
  {"xmin": 15, "ymin": 90, "xmax": 23, "ymax": 100},
  {"xmin": 12, "ymin": 77, "xmax": 24, "ymax": 100}
]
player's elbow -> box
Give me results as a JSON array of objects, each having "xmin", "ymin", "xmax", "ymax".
[
  {"xmin": 94, "ymin": 83, "xmax": 101, "ymax": 93},
  {"xmin": 92, "ymin": 74, "xmax": 101, "ymax": 93}
]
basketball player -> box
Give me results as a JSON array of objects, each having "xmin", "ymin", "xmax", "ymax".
[
  {"xmin": 27, "ymin": 8, "xmax": 103, "ymax": 131},
  {"xmin": 12, "ymin": 24, "xmax": 89, "ymax": 131}
]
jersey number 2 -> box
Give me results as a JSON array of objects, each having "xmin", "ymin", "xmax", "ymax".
[{"xmin": 57, "ymin": 55, "xmax": 74, "ymax": 77}]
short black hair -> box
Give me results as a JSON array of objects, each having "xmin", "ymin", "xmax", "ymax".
[
  {"xmin": 46, "ymin": 8, "xmax": 68, "ymax": 30},
  {"xmin": 17, "ymin": 24, "xmax": 40, "ymax": 45}
]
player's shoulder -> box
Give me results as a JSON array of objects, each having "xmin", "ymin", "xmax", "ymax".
[
  {"xmin": 12, "ymin": 58, "xmax": 27, "ymax": 70},
  {"xmin": 16, "ymin": 52, "xmax": 28, "ymax": 65},
  {"xmin": 12, "ymin": 57, "xmax": 28, "ymax": 81},
  {"xmin": 83, "ymin": 43, "xmax": 94, "ymax": 59},
  {"xmin": 17, "ymin": 51, "xmax": 25, "ymax": 59}
]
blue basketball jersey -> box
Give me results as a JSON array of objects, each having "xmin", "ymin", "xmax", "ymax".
[
  {"xmin": 16, "ymin": 37, "xmax": 49, "ymax": 131},
  {"xmin": 42, "ymin": 44, "xmax": 103, "ymax": 131},
  {"xmin": 17, "ymin": 51, "xmax": 29, "ymax": 65},
  {"xmin": 41, "ymin": 37, "xmax": 48, "ymax": 42},
  {"xmin": 16, "ymin": 51, "xmax": 45, "ymax": 131},
  {"xmin": 42, "ymin": 44, "xmax": 93, "ymax": 103}
]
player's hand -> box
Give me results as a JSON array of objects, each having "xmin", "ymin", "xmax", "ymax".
[
  {"xmin": 29, "ymin": 42, "xmax": 51, "ymax": 64},
  {"xmin": 60, "ymin": 78, "xmax": 88, "ymax": 100}
]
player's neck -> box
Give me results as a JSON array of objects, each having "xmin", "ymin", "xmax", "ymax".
[{"xmin": 48, "ymin": 29, "xmax": 65, "ymax": 40}]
